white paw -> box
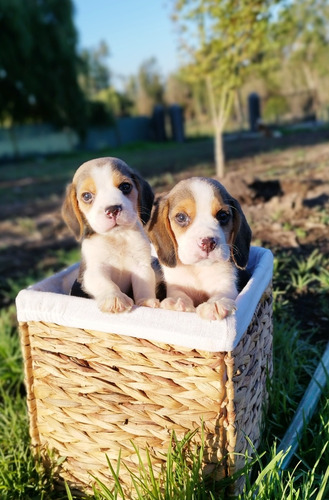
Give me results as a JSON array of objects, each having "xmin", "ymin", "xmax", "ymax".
[
  {"xmin": 97, "ymin": 292, "xmax": 134, "ymax": 313},
  {"xmin": 160, "ymin": 296, "xmax": 195, "ymax": 312},
  {"xmin": 196, "ymin": 298, "xmax": 236, "ymax": 320},
  {"xmin": 136, "ymin": 297, "xmax": 160, "ymax": 308}
]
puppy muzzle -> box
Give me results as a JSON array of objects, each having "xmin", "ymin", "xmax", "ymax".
[
  {"xmin": 105, "ymin": 205, "xmax": 122, "ymax": 219},
  {"xmin": 198, "ymin": 237, "xmax": 217, "ymax": 255}
]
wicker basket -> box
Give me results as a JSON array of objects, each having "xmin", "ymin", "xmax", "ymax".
[{"xmin": 16, "ymin": 246, "xmax": 273, "ymax": 496}]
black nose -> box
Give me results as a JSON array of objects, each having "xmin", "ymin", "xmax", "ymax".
[
  {"xmin": 105, "ymin": 205, "xmax": 122, "ymax": 218},
  {"xmin": 199, "ymin": 237, "xmax": 217, "ymax": 253}
]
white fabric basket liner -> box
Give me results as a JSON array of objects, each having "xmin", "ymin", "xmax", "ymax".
[{"xmin": 16, "ymin": 246, "xmax": 273, "ymax": 352}]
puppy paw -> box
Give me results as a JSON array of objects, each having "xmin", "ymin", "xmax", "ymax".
[
  {"xmin": 136, "ymin": 297, "xmax": 160, "ymax": 308},
  {"xmin": 160, "ymin": 297, "xmax": 195, "ymax": 312},
  {"xmin": 196, "ymin": 298, "xmax": 236, "ymax": 321},
  {"xmin": 97, "ymin": 292, "xmax": 134, "ymax": 313}
]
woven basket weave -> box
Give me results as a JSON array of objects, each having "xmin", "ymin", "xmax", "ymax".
[{"xmin": 18, "ymin": 279, "xmax": 273, "ymax": 496}]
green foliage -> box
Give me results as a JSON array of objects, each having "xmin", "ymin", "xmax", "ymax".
[
  {"xmin": 124, "ymin": 57, "xmax": 165, "ymax": 116},
  {"xmin": 241, "ymin": 442, "xmax": 329, "ymax": 499},
  {"xmin": 0, "ymin": 306, "xmax": 23, "ymax": 391},
  {"xmin": 0, "ymin": 388, "xmax": 69, "ymax": 500},
  {"xmin": 175, "ymin": 0, "xmax": 274, "ymax": 85},
  {"xmin": 94, "ymin": 87, "xmax": 134, "ymax": 119},
  {"xmin": 65, "ymin": 417, "xmax": 329, "ymax": 499},
  {"xmin": 87, "ymin": 432, "xmax": 218, "ymax": 500},
  {"xmin": 79, "ymin": 41, "xmax": 111, "ymax": 98},
  {"xmin": 269, "ymin": 250, "xmax": 329, "ymax": 435},
  {"xmin": 0, "ymin": 0, "xmax": 87, "ymax": 135},
  {"xmin": 87, "ymin": 101, "xmax": 115, "ymax": 127},
  {"xmin": 173, "ymin": 0, "xmax": 283, "ymax": 175},
  {"xmin": 263, "ymin": 95, "xmax": 289, "ymax": 122},
  {"xmin": 261, "ymin": 0, "xmax": 329, "ymax": 122},
  {"xmin": 274, "ymin": 0, "xmax": 329, "ymax": 65},
  {"xmin": 273, "ymin": 249, "xmax": 329, "ymax": 296},
  {"xmin": 79, "ymin": 41, "xmax": 126, "ymax": 123}
]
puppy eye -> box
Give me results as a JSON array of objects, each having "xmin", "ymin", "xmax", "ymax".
[
  {"xmin": 216, "ymin": 210, "xmax": 230, "ymax": 225},
  {"xmin": 81, "ymin": 192, "xmax": 93, "ymax": 203},
  {"xmin": 119, "ymin": 182, "xmax": 133, "ymax": 195},
  {"xmin": 175, "ymin": 212, "xmax": 190, "ymax": 226}
]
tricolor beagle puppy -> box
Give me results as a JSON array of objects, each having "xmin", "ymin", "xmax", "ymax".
[
  {"xmin": 62, "ymin": 157, "xmax": 159, "ymax": 313},
  {"xmin": 147, "ymin": 177, "xmax": 252, "ymax": 320}
]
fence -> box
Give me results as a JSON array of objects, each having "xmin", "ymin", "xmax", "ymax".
[
  {"xmin": 0, "ymin": 105, "xmax": 185, "ymax": 161},
  {"xmin": 0, "ymin": 117, "xmax": 152, "ymax": 160},
  {"xmin": 260, "ymin": 89, "xmax": 319, "ymax": 125},
  {"xmin": 229, "ymin": 89, "xmax": 327, "ymax": 133}
]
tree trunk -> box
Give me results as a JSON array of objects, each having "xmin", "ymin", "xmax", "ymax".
[
  {"xmin": 302, "ymin": 62, "xmax": 319, "ymax": 118},
  {"xmin": 206, "ymin": 76, "xmax": 226, "ymax": 178},
  {"xmin": 234, "ymin": 89, "xmax": 245, "ymax": 131},
  {"xmin": 214, "ymin": 125, "xmax": 225, "ymax": 178}
]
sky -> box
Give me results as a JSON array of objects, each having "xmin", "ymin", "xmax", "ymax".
[{"xmin": 73, "ymin": 0, "xmax": 180, "ymax": 88}]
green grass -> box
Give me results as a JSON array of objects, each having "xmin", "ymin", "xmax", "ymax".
[{"xmin": 0, "ymin": 249, "xmax": 327, "ymax": 499}]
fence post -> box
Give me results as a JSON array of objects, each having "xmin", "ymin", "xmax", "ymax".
[
  {"xmin": 248, "ymin": 93, "xmax": 261, "ymax": 132},
  {"xmin": 151, "ymin": 105, "xmax": 167, "ymax": 141},
  {"xmin": 169, "ymin": 104, "xmax": 185, "ymax": 142}
]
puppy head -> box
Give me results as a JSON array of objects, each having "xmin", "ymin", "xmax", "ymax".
[
  {"xmin": 62, "ymin": 157, "xmax": 154, "ymax": 240},
  {"xmin": 148, "ymin": 177, "xmax": 251, "ymax": 269}
]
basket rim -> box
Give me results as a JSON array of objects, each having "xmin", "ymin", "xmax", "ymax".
[{"xmin": 16, "ymin": 246, "xmax": 273, "ymax": 352}]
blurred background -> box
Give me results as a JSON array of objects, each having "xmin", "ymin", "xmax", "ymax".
[{"xmin": 1, "ymin": 0, "xmax": 329, "ymax": 170}]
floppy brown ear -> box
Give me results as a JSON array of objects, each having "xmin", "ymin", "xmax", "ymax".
[
  {"xmin": 62, "ymin": 184, "xmax": 85, "ymax": 241},
  {"xmin": 229, "ymin": 197, "xmax": 252, "ymax": 269},
  {"xmin": 147, "ymin": 196, "xmax": 177, "ymax": 267},
  {"xmin": 131, "ymin": 172, "xmax": 155, "ymax": 225}
]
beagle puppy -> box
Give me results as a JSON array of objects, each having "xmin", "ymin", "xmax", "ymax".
[
  {"xmin": 62, "ymin": 157, "xmax": 159, "ymax": 313},
  {"xmin": 147, "ymin": 177, "xmax": 252, "ymax": 320}
]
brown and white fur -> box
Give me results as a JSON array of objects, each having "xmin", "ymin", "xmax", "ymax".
[
  {"xmin": 62, "ymin": 157, "xmax": 159, "ymax": 313},
  {"xmin": 147, "ymin": 177, "xmax": 251, "ymax": 320}
]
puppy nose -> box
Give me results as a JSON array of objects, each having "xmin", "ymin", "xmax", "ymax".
[
  {"xmin": 199, "ymin": 237, "xmax": 217, "ymax": 253},
  {"xmin": 105, "ymin": 205, "xmax": 122, "ymax": 218}
]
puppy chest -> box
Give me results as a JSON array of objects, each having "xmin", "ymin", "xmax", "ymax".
[
  {"xmin": 165, "ymin": 262, "xmax": 237, "ymax": 302},
  {"xmin": 82, "ymin": 233, "xmax": 151, "ymax": 283}
]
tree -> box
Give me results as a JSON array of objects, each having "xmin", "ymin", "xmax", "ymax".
[
  {"xmin": 95, "ymin": 87, "xmax": 134, "ymax": 118},
  {"xmin": 165, "ymin": 72, "xmax": 209, "ymax": 122},
  {"xmin": 125, "ymin": 58, "xmax": 165, "ymax": 116},
  {"xmin": 271, "ymin": 0, "xmax": 329, "ymax": 114},
  {"xmin": 0, "ymin": 0, "xmax": 86, "ymax": 136},
  {"xmin": 79, "ymin": 41, "xmax": 111, "ymax": 98},
  {"xmin": 173, "ymin": 0, "xmax": 281, "ymax": 177}
]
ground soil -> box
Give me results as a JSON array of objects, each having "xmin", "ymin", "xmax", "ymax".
[{"xmin": 1, "ymin": 129, "xmax": 328, "ymax": 340}]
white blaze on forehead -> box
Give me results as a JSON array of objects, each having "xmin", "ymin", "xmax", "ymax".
[
  {"xmin": 91, "ymin": 164, "xmax": 117, "ymax": 205},
  {"xmin": 189, "ymin": 179, "xmax": 215, "ymax": 217},
  {"xmin": 188, "ymin": 178, "xmax": 220, "ymax": 234}
]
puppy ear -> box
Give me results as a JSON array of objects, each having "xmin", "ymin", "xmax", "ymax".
[
  {"xmin": 131, "ymin": 172, "xmax": 155, "ymax": 225},
  {"xmin": 147, "ymin": 196, "xmax": 177, "ymax": 267},
  {"xmin": 229, "ymin": 197, "xmax": 252, "ymax": 269},
  {"xmin": 62, "ymin": 184, "xmax": 85, "ymax": 241}
]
